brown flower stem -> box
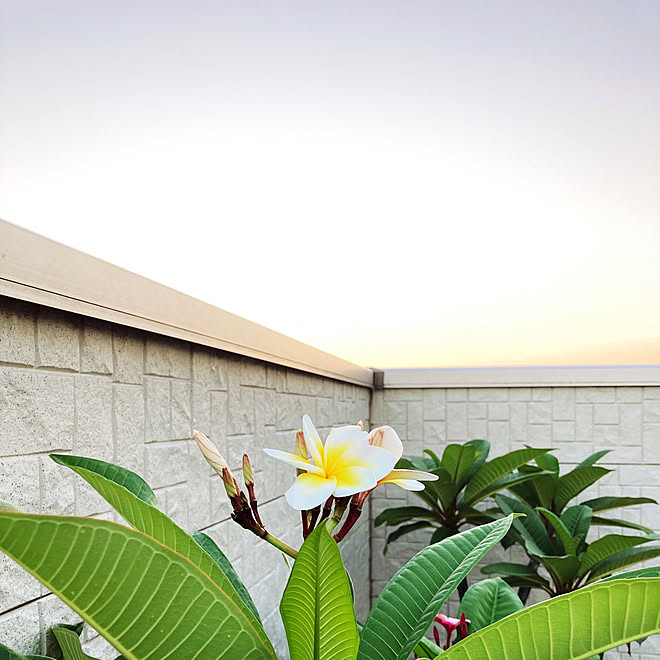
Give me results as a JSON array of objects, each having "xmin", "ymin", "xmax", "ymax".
[
  {"xmin": 333, "ymin": 492, "xmax": 367, "ymax": 542},
  {"xmin": 301, "ymin": 510, "xmax": 309, "ymax": 538},
  {"xmin": 321, "ymin": 496, "xmax": 334, "ymax": 521},
  {"xmin": 306, "ymin": 505, "xmax": 321, "ymax": 536},
  {"xmin": 245, "ymin": 483, "xmax": 263, "ymax": 526}
]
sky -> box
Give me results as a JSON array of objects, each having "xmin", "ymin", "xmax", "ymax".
[{"xmin": 1, "ymin": 1, "xmax": 659, "ymax": 368}]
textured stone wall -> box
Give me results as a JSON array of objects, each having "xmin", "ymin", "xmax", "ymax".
[
  {"xmin": 370, "ymin": 386, "xmax": 660, "ymax": 658},
  {"xmin": 0, "ymin": 295, "xmax": 371, "ymax": 658}
]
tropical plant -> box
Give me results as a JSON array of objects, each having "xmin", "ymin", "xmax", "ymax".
[
  {"xmin": 373, "ymin": 440, "xmax": 554, "ymax": 596},
  {"xmin": 482, "ymin": 449, "xmax": 659, "ymax": 598},
  {"xmin": 1, "ymin": 421, "xmax": 658, "ymax": 660}
]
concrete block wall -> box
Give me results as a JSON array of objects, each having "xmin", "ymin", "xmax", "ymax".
[
  {"xmin": 0, "ymin": 296, "xmax": 371, "ymax": 658},
  {"xmin": 370, "ymin": 386, "xmax": 660, "ymax": 659}
]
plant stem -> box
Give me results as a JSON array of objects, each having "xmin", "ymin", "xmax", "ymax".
[{"xmin": 263, "ymin": 532, "xmax": 299, "ymax": 559}]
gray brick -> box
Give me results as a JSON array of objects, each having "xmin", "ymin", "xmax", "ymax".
[
  {"xmin": 0, "ymin": 369, "xmax": 74, "ymax": 455},
  {"xmin": 145, "ymin": 336, "xmax": 190, "ymax": 379},
  {"xmin": 36, "ymin": 308, "xmax": 79, "ymax": 370},
  {"xmin": 447, "ymin": 403, "xmax": 467, "ymax": 441},
  {"xmin": 407, "ymin": 401, "xmax": 423, "ymax": 440},
  {"xmin": 145, "ymin": 440, "xmax": 190, "ymax": 489},
  {"xmin": 531, "ymin": 388, "xmax": 552, "ymax": 401},
  {"xmin": 528, "ymin": 401, "xmax": 552, "ymax": 424},
  {"xmin": 575, "ymin": 387, "xmax": 616, "ymax": 403},
  {"xmin": 241, "ymin": 359, "xmax": 267, "ymax": 387},
  {"xmin": 552, "ymin": 388, "xmax": 575, "ymax": 421},
  {"xmin": 488, "ymin": 403, "xmax": 509, "ymax": 421},
  {"xmin": 112, "ymin": 330, "xmax": 144, "ymax": 384},
  {"xmin": 0, "ymin": 299, "xmax": 36, "ymax": 366},
  {"xmin": 75, "ymin": 376, "xmax": 113, "ymax": 459},
  {"xmin": 469, "ymin": 388, "xmax": 507, "ymax": 402},
  {"xmin": 446, "ymin": 388, "xmax": 467, "ymax": 402},
  {"xmin": 145, "ymin": 377, "xmax": 171, "ymax": 442},
  {"xmin": 40, "ymin": 455, "xmax": 76, "ymax": 516},
  {"xmin": 553, "ymin": 421, "xmax": 575, "ymax": 443},
  {"xmin": 594, "ymin": 403, "xmax": 619, "ymax": 425},
  {"xmin": 468, "ymin": 402, "xmax": 487, "ymax": 419},
  {"xmin": 643, "ymin": 399, "xmax": 660, "ymax": 423},
  {"xmin": 80, "ymin": 319, "xmax": 113, "ymax": 374},
  {"xmin": 171, "ymin": 381, "xmax": 192, "ymax": 439},
  {"xmin": 508, "ymin": 387, "xmax": 531, "ymax": 401},
  {"xmin": 113, "ymin": 383, "xmax": 145, "ymax": 473},
  {"xmin": 0, "ymin": 603, "xmax": 40, "ymax": 655},
  {"xmin": 617, "ymin": 387, "xmax": 642, "ymax": 403},
  {"xmin": 422, "ymin": 389, "xmax": 445, "ymax": 420}
]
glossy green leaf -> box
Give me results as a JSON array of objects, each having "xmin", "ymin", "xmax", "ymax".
[
  {"xmin": 52, "ymin": 627, "xmax": 98, "ymax": 660},
  {"xmin": 430, "ymin": 526, "xmax": 454, "ymax": 544},
  {"xmin": 464, "ymin": 448, "xmax": 552, "ymax": 505},
  {"xmin": 0, "ymin": 512, "xmax": 276, "ymax": 659},
  {"xmin": 481, "ymin": 563, "xmax": 538, "ymax": 579},
  {"xmin": 536, "ymin": 508, "xmax": 576, "ymax": 555},
  {"xmin": 578, "ymin": 534, "xmax": 650, "ymax": 578},
  {"xmin": 460, "ymin": 578, "xmax": 523, "ymax": 631},
  {"xmin": 374, "ymin": 506, "xmax": 438, "ymax": 527},
  {"xmin": 598, "ymin": 566, "xmax": 660, "ymax": 581},
  {"xmin": 587, "ymin": 545, "xmax": 660, "ymax": 582},
  {"xmin": 575, "ymin": 450, "xmax": 611, "ymax": 468},
  {"xmin": 554, "ymin": 467, "xmax": 611, "ymax": 513},
  {"xmin": 560, "ymin": 505, "xmax": 592, "ymax": 539},
  {"xmin": 499, "ymin": 574, "xmax": 553, "ymax": 593},
  {"xmin": 441, "ymin": 444, "xmax": 477, "ymax": 489},
  {"xmin": 534, "ymin": 452, "xmax": 559, "ymax": 475},
  {"xmin": 50, "ymin": 455, "xmax": 263, "ymax": 633},
  {"xmin": 383, "ymin": 521, "xmax": 433, "ymax": 553},
  {"xmin": 281, "ymin": 522, "xmax": 358, "ymax": 660},
  {"xmin": 541, "ymin": 555, "xmax": 580, "ymax": 587},
  {"xmin": 0, "ymin": 641, "xmax": 53, "ymax": 659},
  {"xmin": 191, "ymin": 531, "xmax": 260, "ymax": 622},
  {"xmin": 461, "ymin": 439, "xmax": 490, "ymax": 484},
  {"xmin": 580, "ymin": 496, "xmax": 657, "ymax": 512},
  {"xmin": 495, "ymin": 495, "xmax": 553, "ymax": 556},
  {"xmin": 590, "ymin": 515, "xmax": 653, "ymax": 534},
  {"xmin": 438, "ymin": 578, "xmax": 660, "ymax": 659},
  {"xmin": 423, "ymin": 449, "xmax": 443, "ymax": 467},
  {"xmin": 358, "ymin": 515, "xmax": 515, "ymax": 660},
  {"xmin": 472, "ymin": 471, "xmax": 554, "ymax": 506}
]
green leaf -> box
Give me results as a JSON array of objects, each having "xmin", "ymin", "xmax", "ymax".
[
  {"xmin": 590, "ymin": 515, "xmax": 653, "ymax": 534},
  {"xmin": 373, "ymin": 506, "xmax": 438, "ymax": 527},
  {"xmin": 52, "ymin": 627, "xmax": 99, "ymax": 660},
  {"xmin": 580, "ymin": 496, "xmax": 657, "ymax": 512},
  {"xmin": 461, "ymin": 439, "xmax": 490, "ymax": 484},
  {"xmin": 495, "ymin": 495, "xmax": 553, "ymax": 556},
  {"xmin": 191, "ymin": 531, "xmax": 260, "ymax": 622},
  {"xmin": 554, "ymin": 467, "xmax": 611, "ymax": 513},
  {"xmin": 579, "ymin": 534, "xmax": 651, "ymax": 578},
  {"xmin": 540, "ymin": 555, "xmax": 580, "ymax": 587},
  {"xmin": 499, "ymin": 575, "xmax": 553, "ymax": 593},
  {"xmin": 281, "ymin": 522, "xmax": 358, "ymax": 660},
  {"xmin": 358, "ymin": 515, "xmax": 516, "ymax": 660},
  {"xmin": 441, "ymin": 444, "xmax": 477, "ymax": 489},
  {"xmin": 480, "ymin": 562, "xmax": 539, "ymax": 579},
  {"xmin": 0, "ymin": 641, "xmax": 54, "ymax": 659},
  {"xmin": 464, "ymin": 448, "xmax": 552, "ymax": 505},
  {"xmin": 424, "ymin": 468, "xmax": 459, "ymax": 511},
  {"xmin": 473, "ymin": 470, "xmax": 555, "ymax": 506},
  {"xmin": 587, "ymin": 545, "xmax": 660, "ymax": 582},
  {"xmin": 0, "ymin": 512, "xmax": 276, "ymax": 659},
  {"xmin": 430, "ymin": 526, "xmax": 455, "ymax": 544},
  {"xmin": 383, "ymin": 521, "xmax": 433, "ymax": 554},
  {"xmin": 560, "ymin": 505, "xmax": 592, "ymax": 539},
  {"xmin": 438, "ymin": 578, "xmax": 660, "ymax": 659},
  {"xmin": 50, "ymin": 455, "xmax": 264, "ymax": 634},
  {"xmin": 576, "ymin": 449, "xmax": 611, "ymax": 468},
  {"xmin": 460, "ymin": 578, "xmax": 523, "ymax": 631},
  {"xmin": 0, "ymin": 501, "xmax": 23, "ymax": 513},
  {"xmin": 536, "ymin": 508, "xmax": 576, "ymax": 555},
  {"xmin": 534, "ymin": 452, "xmax": 559, "ymax": 475},
  {"xmin": 598, "ymin": 566, "xmax": 660, "ymax": 582},
  {"xmin": 423, "ymin": 449, "xmax": 443, "ymax": 467}
]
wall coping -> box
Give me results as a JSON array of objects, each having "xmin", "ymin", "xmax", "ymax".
[
  {"xmin": 379, "ymin": 365, "xmax": 660, "ymax": 389},
  {"xmin": 0, "ymin": 219, "xmax": 373, "ymax": 387}
]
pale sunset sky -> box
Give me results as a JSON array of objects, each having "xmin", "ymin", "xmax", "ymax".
[{"xmin": 1, "ymin": 1, "xmax": 659, "ymax": 367}]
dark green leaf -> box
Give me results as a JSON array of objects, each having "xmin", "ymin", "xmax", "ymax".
[
  {"xmin": 475, "ymin": 470, "xmax": 554, "ymax": 506},
  {"xmin": 430, "ymin": 526, "xmax": 455, "ymax": 544},
  {"xmin": 554, "ymin": 467, "xmax": 612, "ymax": 513},
  {"xmin": 52, "ymin": 627, "xmax": 98, "ymax": 660},
  {"xmin": 590, "ymin": 516, "xmax": 653, "ymax": 534},
  {"xmin": 576, "ymin": 450, "xmax": 611, "ymax": 468},
  {"xmin": 537, "ymin": 507, "xmax": 576, "ymax": 555},
  {"xmin": 441, "ymin": 444, "xmax": 477, "ymax": 489},
  {"xmin": 423, "ymin": 449, "xmax": 442, "ymax": 467},
  {"xmin": 383, "ymin": 521, "xmax": 433, "ymax": 554},
  {"xmin": 587, "ymin": 546, "xmax": 660, "ymax": 582},
  {"xmin": 0, "ymin": 641, "xmax": 54, "ymax": 659},
  {"xmin": 373, "ymin": 506, "xmax": 438, "ymax": 527},
  {"xmin": 495, "ymin": 495, "xmax": 553, "ymax": 556},
  {"xmin": 460, "ymin": 578, "xmax": 523, "ymax": 631},
  {"xmin": 579, "ymin": 534, "xmax": 651, "ymax": 578},
  {"xmin": 580, "ymin": 496, "xmax": 657, "ymax": 512},
  {"xmin": 560, "ymin": 505, "xmax": 592, "ymax": 539},
  {"xmin": 481, "ymin": 562, "xmax": 539, "ymax": 578},
  {"xmin": 541, "ymin": 555, "xmax": 580, "ymax": 587},
  {"xmin": 461, "ymin": 439, "xmax": 490, "ymax": 484}
]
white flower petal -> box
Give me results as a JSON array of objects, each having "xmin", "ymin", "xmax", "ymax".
[
  {"xmin": 384, "ymin": 468, "xmax": 438, "ymax": 482},
  {"xmin": 285, "ymin": 473, "xmax": 337, "ymax": 510},
  {"xmin": 333, "ymin": 444, "xmax": 396, "ymax": 483},
  {"xmin": 263, "ymin": 448, "xmax": 325, "ymax": 476},
  {"xmin": 383, "ymin": 478, "xmax": 426, "ymax": 491},
  {"xmin": 324, "ymin": 425, "xmax": 368, "ymax": 472},
  {"xmin": 302, "ymin": 414, "xmax": 325, "ymax": 469},
  {"xmin": 368, "ymin": 426, "xmax": 404, "ymax": 462},
  {"xmin": 333, "ymin": 466, "xmax": 377, "ymax": 497}
]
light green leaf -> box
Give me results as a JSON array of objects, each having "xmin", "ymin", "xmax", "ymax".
[
  {"xmin": 281, "ymin": 522, "xmax": 358, "ymax": 660},
  {"xmin": 598, "ymin": 566, "xmax": 660, "ymax": 582},
  {"xmin": 50, "ymin": 455, "xmax": 264, "ymax": 633},
  {"xmin": 587, "ymin": 545, "xmax": 660, "ymax": 582},
  {"xmin": 580, "ymin": 496, "xmax": 657, "ymax": 512},
  {"xmin": 438, "ymin": 578, "xmax": 660, "ymax": 659},
  {"xmin": 191, "ymin": 531, "xmax": 260, "ymax": 622},
  {"xmin": 579, "ymin": 534, "xmax": 650, "ymax": 578},
  {"xmin": 560, "ymin": 505, "xmax": 592, "ymax": 539},
  {"xmin": 0, "ymin": 512, "xmax": 276, "ymax": 659},
  {"xmin": 52, "ymin": 627, "xmax": 98, "ymax": 660},
  {"xmin": 358, "ymin": 515, "xmax": 515, "ymax": 660},
  {"xmin": 590, "ymin": 515, "xmax": 653, "ymax": 534},
  {"xmin": 554, "ymin": 467, "xmax": 611, "ymax": 513},
  {"xmin": 464, "ymin": 448, "xmax": 552, "ymax": 505},
  {"xmin": 536, "ymin": 507, "xmax": 576, "ymax": 555},
  {"xmin": 460, "ymin": 578, "xmax": 523, "ymax": 631}
]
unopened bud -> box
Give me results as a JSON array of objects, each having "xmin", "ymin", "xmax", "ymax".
[
  {"xmin": 222, "ymin": 467, "xmax": 239, "ymax": 499},
  {"xmin": 356, "ymin": 420, "xmax": 364, "ymax": 431},
  {"xmin": 242, "ymin": 454, "xmax": 254, "ymax": 487},
  {"xmin": 294, "ymin": 429, "xmax": 307, "ymax": 459},
  {"xmin": 194, "ymin": 430, "xmax": 229, "ymax": 476}
]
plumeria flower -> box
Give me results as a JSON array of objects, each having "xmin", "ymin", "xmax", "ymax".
[
  {"xmin": 368, "ymin": 426, "xmax": 438, "ymax": 491},
  {"xmin": 434, "ymin": 613, "xmax": 471, "ymax": 649},
  {"xmin": 264, "ymin": 415, "xmax": 397, "ymax": 510}
]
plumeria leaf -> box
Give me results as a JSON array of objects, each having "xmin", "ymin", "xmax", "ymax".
[
  {"xmin": 536, "ymin": 507, "xmax": 576, "ymax": 555},
  {"xmin": 52, "ymin": 627, "xmax": 99, "ymax": 660},
  {"xmin": 358, "ymin": 515, "xmax": 516, "ymax": 660},
  {"xmin": 281, "ymin": 522, "xmax": 358, "ymax": 660},
  {"xmin": 580, "ymin": 496, "xmax": 657, "ymax": 512},
  {"xmin": 554, "ymin": 467, "xmax": 612, "ymax": 513},
  {"xmin": 578, "ymin": 534, "xmax": 651, "ymax": 578},
  {"xmin": 481, "ymin": 562, "xmax": 539, "ymax": 579},
  {"xmin": 438, "ymin": 578, "xmax": 660, "ymax": 659},
  {"xmin": 423, "ymin": 449, "xmax": 443, "ymax": 467},
  {"xmin": 383, "ymin": 521, "xmax": 433, "ymax": 554},
  {"xmin": 495, "ymin": 495, "xmax": 553, "ymax": 556},
  {"xmin": 560, "ymin": 505, "xmax": 592, "ymax": 539},
  {"xmin": 590, "ymin": 515, "xmax": 653, "ymax": 534},
  {"xmin": 430, "ymin": 526, "xmax": 455, "ymax": 544},
  {"xmin": 441, "ymin": 444, "xmax": 477, "ymax": 489},
  {"xmin": 473, "ymin": 470, "xmax": 555, "ymax": 506},
  {"xmin": 460, "ymin": 578, "xmax": 523, "ymax": 631},
  {"xmin": 586, "ymin": 545, "xmax": 660, "ymax": 583},
  {"xmin": 575, "ymin": 450, "xmax": 611, "ymax": 468},
  {"xmin": 0, "ymin": 640, "xmax": 54, "ymax": 659},
  {"xmin": 541, "ymin": 555, "xmax": 580, "ymax": 587},
  {"xmin": 464, "ymin": 448, "xmax": 552, "ymax": 505},
  {"xmin": 374, "ymin": 506, "xmax": 439, "ymax": 527},
  {"xmin": 597, "ymin": 566, "xmax": 660, "ymax": 582}
]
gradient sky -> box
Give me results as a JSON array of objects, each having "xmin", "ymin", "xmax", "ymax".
[{"xmin": 1, "ymin": 1, "xmax": 659, "ymax": 367}]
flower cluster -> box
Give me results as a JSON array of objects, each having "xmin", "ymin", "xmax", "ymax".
[{"xmin": 194, "ymin": 416, "xmax": 437, "ymax": 554}]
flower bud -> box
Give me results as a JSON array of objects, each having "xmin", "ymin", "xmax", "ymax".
[
  {"xmin": 194, "ymin": 430, "xmax": 229, "ymax": 476},
  {"xmin": 356, "ymin": 420, "xmax": 364, "ymax": 431},
  {"xmin": 242, "ymin": 454, "xmax": 254, "ymax": 488},
  {"xmin": 294, "ymin": 429, "xmax": 307, "ymax": 459},
  {"xmin": 222, "ymin": 467, "xmax": 239, "ymax": 499}
]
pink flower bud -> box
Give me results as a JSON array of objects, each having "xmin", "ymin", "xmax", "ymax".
[{"xmin": 242, "ymin": 454, "xmax": 254, "ymax": 487}]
